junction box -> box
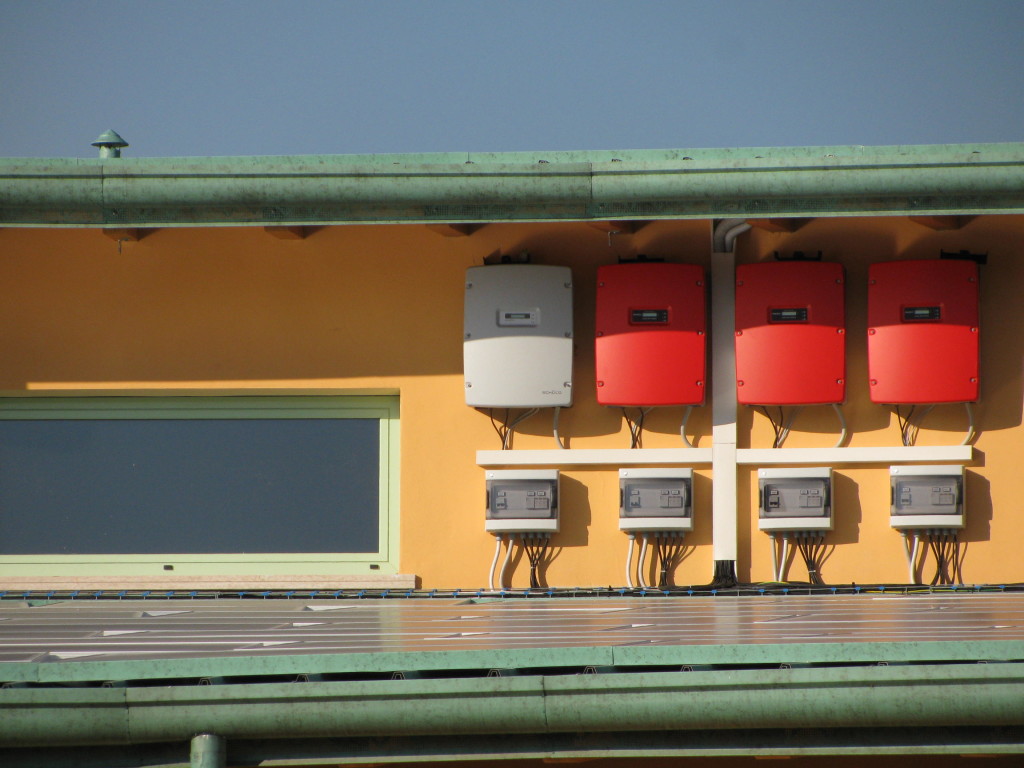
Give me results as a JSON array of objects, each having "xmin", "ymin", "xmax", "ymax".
[
  {"xmin": 758, "ymin": 467, "xmax": 833, "ymax": 532},
  {"xmin": 889, "ymin": 465, "xmax": 965, "ymax": 530},
  {"xmin": 485, "ymin": 469, "xmax": 560, "ymax": 534},
  {"xmin": 618, "ymin": 468, "xmax": 693, "ymax": 533}
]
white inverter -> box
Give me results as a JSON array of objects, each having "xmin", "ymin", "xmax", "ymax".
[{"xmin": 464, "ymin": 264, "xmax": 573, "ymax": 408}]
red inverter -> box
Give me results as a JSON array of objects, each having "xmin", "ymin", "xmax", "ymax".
[
  {"xmin": 595, "ymin": 262, "xmax": 706, "ymax": 406},
  {"xmin": 867, "ymin": 259, "xmax": 979, "ymax": 404},
  {"xmin": 735, "ymin": 260, "xmax": 846, "ymax": 405}
]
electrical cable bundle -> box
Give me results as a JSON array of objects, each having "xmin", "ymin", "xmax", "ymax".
[
  {"xmin": 756, "ymin": 406, "xmax": 801, "ymax": 448},
  {"xmin": 794, "ymin": 533, "xmax": 828, "ymax": 586},
  {"xmin": 488, "ymin": 408, "xmax": 539, "ymax": 449},
  {"xmin": 896, "ymin": 403, "xmax": 975, "ymax": 446},
  {"xmin": 652, "ymin": 533, "xmax": 689, "ymax": 588},
  {"xmin": 711, "ymin": 560, "xmax": 738, "ymax": 589},
  {"xmin": 922, "ymin": 530, "xmax": 963, "ymax": 585},
  {"xmin": 521, "ymin": 533, "xmax": 553, "ymax": 588},
  {"xmin": 755, "ymin": 404, "xmax": 846, "ymax": 448},
  {"xmin": 895, "ymin": 405, "xmax": 933, "ymax": 446},
  {"xmin": 622, "ymin": 407, "xmax": 653, "ymax": 448}
]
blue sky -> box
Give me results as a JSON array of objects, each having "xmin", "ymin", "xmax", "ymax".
[{"xmin": 2, "ymin": 0, "xmax": 1022, "ymax": 158}]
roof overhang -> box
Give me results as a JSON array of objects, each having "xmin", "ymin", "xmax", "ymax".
[
  {"xmin": 2, "ymin": 595, "xmax": 1023, "ymax": 765},
  {"xmin": 2, "ymin": 143, "xmax": 1023, "ymax": 228}
]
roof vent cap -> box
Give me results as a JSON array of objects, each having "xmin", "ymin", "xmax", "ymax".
[{"xmin": 91, "ymin": 129, "xmax": 128, "ymax": 158}]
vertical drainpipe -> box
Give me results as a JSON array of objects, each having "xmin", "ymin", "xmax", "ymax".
[
  {"xmin": 190, "ymin": 733, "xmax": 226, "ymax": 768},
  {"xmin": 710, "ymin": 219, "xmax": 751, "ymax": 586}
]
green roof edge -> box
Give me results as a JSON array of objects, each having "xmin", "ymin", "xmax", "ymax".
[{"xmin": 1, "ymin": 142, "xmax": 1023, "ymax": 227}]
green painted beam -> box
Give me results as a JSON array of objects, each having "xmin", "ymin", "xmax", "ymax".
[
  {"xmin": 1, "ymin": 662, "xmax": 1022, "ymax": 749},
  {"xmin": 1, "ymin": 640, "xmax": 1021, "ymax": 686},
  {"xmin": 1, "ymin": 143, "xmax": 1022, "ymax": 227},
  {"xmin": 3, "ymin": 727, "xmax": 1024, "ymax": 767}
]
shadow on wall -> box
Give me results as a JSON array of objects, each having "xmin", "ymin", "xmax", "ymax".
[
  {"xmin": 556, "ymin": 474, "xmax": 591, "ymax": 549},
  {"xmin": 3, "ymin": 225, "xmax": 474, "ymax": 386},
  {"xmin": 829, "ymin": 473, "xmax": 863, "ymax": 547},
  {"xmin": 961, "ymin": 468, "xmax": 992, "ymax": 545},
  {"xmin": 6, "ymin": 218, "xmax": 1020, "ymax": 442},
  {"xmin": 498, "ymin": 475, "xmax": 589, "ymax": 589}
]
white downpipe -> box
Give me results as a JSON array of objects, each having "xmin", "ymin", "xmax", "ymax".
[{"xmin": 711, "ymin": 219, "xmax": 748, "ymax": 564}]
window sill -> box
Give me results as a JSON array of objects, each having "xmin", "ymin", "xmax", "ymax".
[{"xmin": 0, "ymin": 574, "xmax": 417, "ymax": 592}]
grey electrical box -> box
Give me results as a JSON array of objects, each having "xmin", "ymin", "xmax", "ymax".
[
  {"xmin": 890, "ymin": 465, "xmax": 965, "ymax": 529},
  {"xmin": 464, "ymin": 264, "xmax": 573, "ymax": 408},
  {"xmin": 618, "ymin": 468, "xmax": 693, "ymax": 532},
  {"xmin": 485, "ymin": 469, "xmax": 559, "ymax": 533},
  {"xmin": 758, "ymin": 467, "xmax": 833, "ymax": 532}
]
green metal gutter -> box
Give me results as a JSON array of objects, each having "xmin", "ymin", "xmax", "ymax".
[
  {"xmin": 1, "ymin": 639, "xmax": 1022, "ymax": 686},
  {"xmin": 1, "ymin": 662, "xmax": 1022, "ymax": 749},
  {"xmin": 1, "ymin": 143, "xmax": 1022, "ymax": 227},
  {"xmin": 1, "ymin": 641, "xmax": 1022, "ymax": 759}
]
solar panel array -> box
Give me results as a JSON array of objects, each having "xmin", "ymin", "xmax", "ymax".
[{"xmin": 1, "ymin": 593, "xmax": 1022, "ymax": 664}]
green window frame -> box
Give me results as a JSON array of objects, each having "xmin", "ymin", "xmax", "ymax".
[{"xmin": 0, "ymin": 396, "xmax": 399, "ymax": 578}]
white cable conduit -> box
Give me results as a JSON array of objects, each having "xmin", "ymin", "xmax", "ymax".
[
  {"xmin": 488, "ymin": 535, "xmax": 504, "ymax": 590},
  {"xmin": 625, "ymin": 534, "xmax": 635, "ymax": 588},
  {"xmin": 498, "ymin": 534, "xmax": 515, "ymax": 588},
  {"xmin": 680, "ymin": 405, "xmax": 693, "ymax": 448},
  {"xmin": 963, "ymin": 402, "xmax": 976, "ymax": 446},
  {"xmin": 637, "ymin": 534, "xmax": 650, "ymax": 588},
  {"xmin": 833, "ymin": 403, "xmax": 848, "ymax": 448}
]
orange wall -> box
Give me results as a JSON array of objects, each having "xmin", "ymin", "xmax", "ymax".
[{"xmin": 1, "ymin": 216, "xmax": 1021, "ymax": 588}]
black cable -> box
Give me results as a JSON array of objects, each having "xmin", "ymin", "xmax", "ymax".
[
  {"xmin": 622, "ymin": 408, "xmax": 649, "ymax": 449},
  {"xmin": 921, "ymin": 530, "xmax": 962, "ymax": 586},
  {"xmin": 14, "ymin": 581, "xmax": 1024, "ymax": 601},
  {"xmin": 927, "ymin": 533, "xmax": 945, "ymax": 585},
  {"xmin": 489, "ymin": 408, "xmax": 539, "ymax": 449},
  {"xmin": 656, "ymin": 535, "xmax": 669, "ymax": 588},
  {"xmin": 522, "ymin": 534, "xmax": 550, "ymax": 589},
  {"xmin": 756, "ymin": 406, "xmax": 779, "ymax": 447},
  {"xmin": 756, "ymin": 406, "xmax": 793, "ymax": 448},
  {"xmin": 896, "ymin": 405, "xmax": 930, "ymax": 446},
  {"xmin": 488, "ymin": 408, "xmax": 510, "ymax": 447},
  {"xmin": 655, "ymin": 533, "xmax": 688, "ymax": 588},
  {"xmin": 711, "ymin": 560, "xmax": 738, "ymax": 588},
  {"xmin": 796, "ymin": 533, "xmax": 827, "ymax": 586}
]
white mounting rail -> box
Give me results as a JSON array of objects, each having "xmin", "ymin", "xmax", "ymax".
[{"xmin": 476, "ymin": 445, "xmax": 972, "ymax": 468}]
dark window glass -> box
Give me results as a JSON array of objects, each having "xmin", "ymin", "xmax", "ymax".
[{"xmin": 0, "ymin": 418, "xmax": 379, "ymax": 555}]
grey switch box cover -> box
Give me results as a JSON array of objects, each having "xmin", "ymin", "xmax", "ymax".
[
  {"xmin": 758, "ymin": 467, "xmax": 833, "ymax": 532},
  {"xmin": 618, "ymin": 469, "xmax": 693, "ymax": 532},
  {"xmin": 890, "ymin": 465, "xmax": 965, "ymax": 529},
  {"xmin": 489, "ymin": 480, "xmax": 557, "ymax": 519},
  {"xmin": 485, "ymin": 470, "xmax": 560, "ymax": 533}
]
